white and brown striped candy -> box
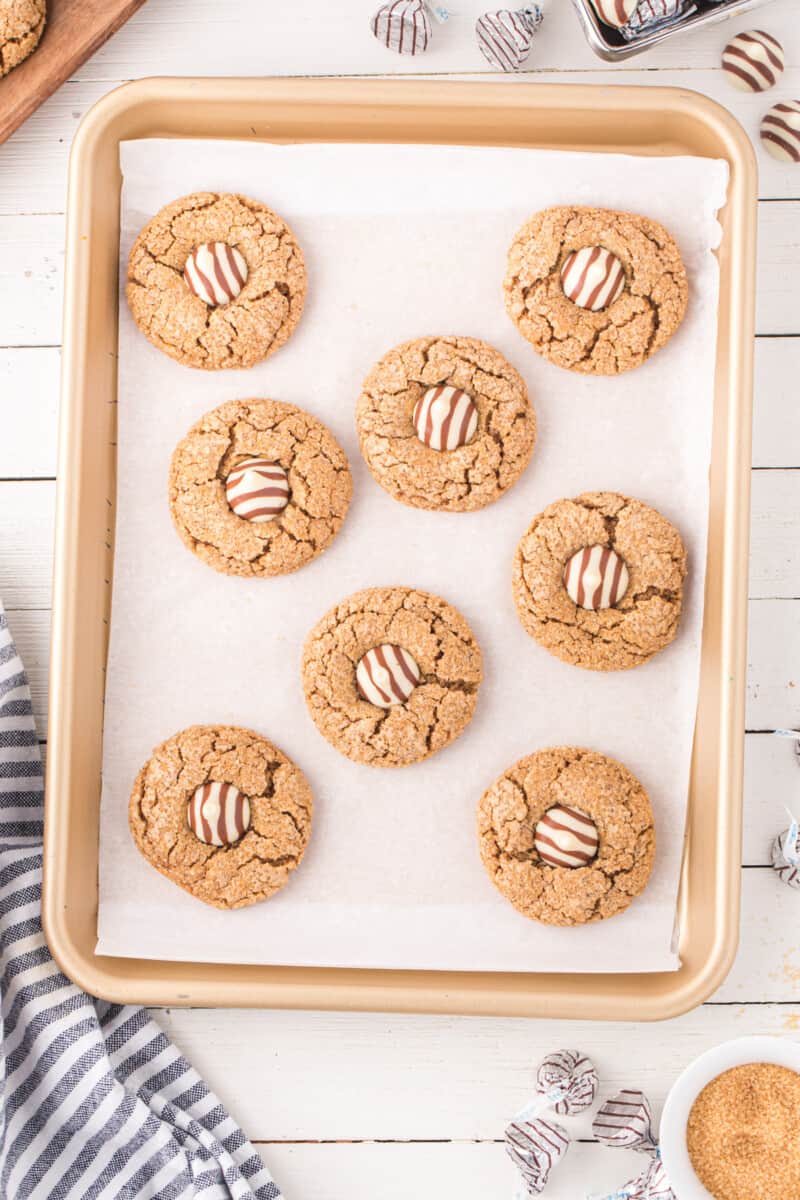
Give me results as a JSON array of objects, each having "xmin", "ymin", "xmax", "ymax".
[
  {"xmin": 475, "ymin": 6, "xmax": 542, "ymax": 73},
  {"xmin": 560, "ymin": 246, "xmax": 626, "ymax": 312},
  {"xmin": 413, "ymin": 386, "xmax": 478, "ymax": 451},
  {"xmin": 760, "ymin": 100, "xmax": 800, "ymax": 163},
  {"xmin": 371, "ymin": 0, "xmax": 431, "ymax": 55},
  {"xmin": 588, "ymin": 0, "xmax": 638, "ymax": 28},
  {"xmin": 183, "ymin": 242, "xmax": 248, "ymax": 307},
  {"xmin": 534, "ymin": 806, "xmax": 599, "ymax": 868},
  {"xmin": 356, "ymin": 644, "xmax": 420, "ymax": 708},
  {"xmin": 225, "ymin": 458, "xmax": 290, "ymax": 523},
  {"xmin": 563, "ymin": 545, "xmax": 629, "ymax": 611},
  {"xmin": 187, "ymin": 781, "xmax": 251, "ymax": 847},
  {"xmin": 722, "ymin": 30, "xmax": 784, "ymax": 93}
]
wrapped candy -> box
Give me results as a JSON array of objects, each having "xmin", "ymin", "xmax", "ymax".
[
  {"xmin": 506, "ymin": 1116, "xmax": 570, "ymax": 1196},
  {"xmin": 535, "ymin": 1049, "xmax": 599, "ymax": 1116},
  {"xmin": 770, "ymin": 730, "xmax": 800, "ymax": 888},
  {"xmin": 475, "ymin": 6, "xmax": 543, "ymax": 72},
  {"xmin": 772, "ymin": 810, "xmax": 800, "ymax": 889},
  {"xmin": 370, "ymin": 1, "xmax": 449, "ymax": 56},
  {"xmin": 620, "ymin": 0, "xmax": 692, "ymax": 40},
  {"xmin": 590, "ymin": 1090, "xmax": 676, "ymax": 1200},
  {"xmin": 506, "ymin": 1050, "xmax": 598, "ymax": 1196}
]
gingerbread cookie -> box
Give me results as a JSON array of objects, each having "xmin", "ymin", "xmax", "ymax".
[
  {"xmin": 302, "ymin": 586, "xmax": 483, "ymax": 767},
  {"xmin": 1, "ymin": 0, "xmax": 45, "ymax": 76},
  {"xmin": 504, "ymin": 206, "xmax": 688, "ymax": 375},
  {"xmin": 126, "ymin": 192, "xmax": 306, "ymax": 371},
  {"xmin": 169, "ymin": 398, "xmax": 352, "ymax": 578},
  {"xmin": 129, "ymin": 724, "xmax": 312, "ymax": 909},
  {"xmin": 513, "ymin": 491, "xmax": 687, "ymax": 671},
  {"xmin": 356, "ymin": 335, "xmax": 536, "ymax": 512},
  {"xmin": 477, "ymin": 746, "xmax": 655, "ymax": 926}
]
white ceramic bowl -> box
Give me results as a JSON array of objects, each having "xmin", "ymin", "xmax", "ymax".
[{"xmin": 660, "ymin": 1035, "xmax": 800, "ymax": 1200}]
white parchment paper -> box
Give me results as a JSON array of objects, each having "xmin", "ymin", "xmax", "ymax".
[{"xmin": 97, "ymin": 138, "xmax": 728, "ymax": 972}]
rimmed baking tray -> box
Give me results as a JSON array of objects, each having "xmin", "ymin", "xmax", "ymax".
[{"xmin": 44, "ymin": 78, "xmax": 756, "ymax": 1019}]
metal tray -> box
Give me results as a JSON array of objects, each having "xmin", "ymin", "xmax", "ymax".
[
  {"xmin": 43, "ymin": 78, "xmax": 756, "ymax": 1019},
  {"xmin": 571, "ymin": 0, "xmax": 774, "ymax": 61}
]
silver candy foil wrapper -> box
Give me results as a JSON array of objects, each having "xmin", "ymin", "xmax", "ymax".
[
  {"xmin": 475, "ymin": 6, "xmax": 543, "ymax": 72},
  {"xmin": 620, "ymin": 0, "xmax": 692, "ymax": 40},
  {"xmin": 590, "ymin": 1090, "xmax": 676, "ymax": 1200},
  {"xmin": 772, "ymin": 812, "xmax": 800, "ymax": 889},
  {"xmin": 371, "ymin": 0, "xmax": 432, "ymax": 55},
  {"xmin": 536, "ymin": 1049, "xmax": 599, "ymax": 1116},
  {"xmin": 506, "ymin": 1115, "xmax": 570, "ymax": 1196}
]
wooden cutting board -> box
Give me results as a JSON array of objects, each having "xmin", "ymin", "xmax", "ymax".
[{"xmin": 0, "ymin": 0, "xmax": 148, "ymax": 145}]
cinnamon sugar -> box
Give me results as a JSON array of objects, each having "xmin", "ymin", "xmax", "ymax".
[{"xmin": 687, "ymin": 1063, "xmax": 800, "ymax": 1200}]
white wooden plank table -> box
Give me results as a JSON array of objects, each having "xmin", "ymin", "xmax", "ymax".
[{"xmin": 1, "ymin": 1, "xmax": 798, "ymax": 1195}]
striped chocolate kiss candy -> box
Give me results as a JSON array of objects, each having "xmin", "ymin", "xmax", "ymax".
[
  {"xmin": 371, "ymin": 0, "xmax": 431, "ymax": 55},
  {"xmin": 722, "ymin": 30, "xmax": 784, "ymax": 93},
  {"xmin": 588, "ymin": 0, "xmax": 638, "ymax": 28},
  {"xmin": 563, "ymin": 545, "xmax": 629, "ymax": 611},
  {"xmin": 183, "ymin": 242, "xmax": 248, "ymax": 307},
  {"xmin": 534, "ymin": 805, "xmax": 599, "ymax": 868},
  {"xmin": 475, "ymin": 6, "xmax": 543, "ymax": 73},
  {"xmin": 225, "ymin": 458, "xmax": 290, "ymax": 524},
  {"xmin": 560, "ymin": 246, "xmax": 626, "ymax": 312},
  {"xmin": 505, "ymin": 1115, "xmax": 570, "ymax": 1196},
  {"xmin": 760, "ymin": 100, "xmax": 800, "ymax": 164},
  {"xmin": 187, "ymin": 781, "xmax": 251, "ymax": 847},
  {"xmin": 356, "ymin": 644, "xmax": 421, "ymax": 708},
  {"xmin": 413, "ymin": 386, "xmax": 478, "ymax": 452}
]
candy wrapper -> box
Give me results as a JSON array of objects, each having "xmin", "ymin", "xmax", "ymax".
[
  {"xmin": 620, "ymin": 0, "xmax": 693, "ymax": 40},
  {"xmin": 507, "ymin": 1050, "xmax": 598, "ymax": 1196},
  {"xmin": 507, "ymin": 1117, "xmax": 570, "ymax": 1197},
  {"xmin": 475, "ymin": 6, "xmax": 543, "ymax": 71},
  {"xmin": 771, "ymin": 730, "xmax": 800, "ymax": 889},
  {"xmin": 370, "ymin": 0, "xmax": 449, "ymax": 55},
  {"xmin": 772, "ymin": 811, "xmax": 800, "ymax": 889},
  {"xmin": 535, "ymin": 1049, "xmax": 599, "ymax": 1116},
  {"xmin": 590, "ymin": 1090, "xmax": 676, "ymax": 1200}
]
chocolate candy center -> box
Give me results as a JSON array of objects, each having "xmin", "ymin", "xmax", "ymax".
[
  {"xmin": 356, "ymin": 644, "xmax": 421, "ymax": 708},
  {"xmin": 563, "ymin": 545, "xmax": 629, "ymax": 611},
  {"xmin": 225, "ymin": 458, "xmax": 290, "ymax": 523},
  {"xmin": 188, "ymin": 781, "xmax": 251, "ymax": 846},
  {"xmin": 560, "ymin": 246, "xmax": 625, "ymax": 312},
  {"xmin": 534, "ymin": 805, "xmax": 599, "ymax": 868},
  {"xmin": 184, "ymin": 242, "xmax": 248, "ymax": 307},
  {"xmin": 413, "ymin": 386, "xmax": 478, "ymax": 452}
]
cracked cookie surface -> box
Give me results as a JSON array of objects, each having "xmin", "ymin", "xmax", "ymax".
[
  {"xmin": 302, "ymin": 587, "xmax": 483, "ymax": 767},
  {"xmin": 356, "ymin": 335, "xmax": 536, "ymax": 512},
  {"xmin": 478, "ymin": 746, "xmax": 655, "ymax": 925},
  {"xmin": 126, "ymin": 192, "xmax": 306, "ymax": 371},
  {"xmin": 129, "ymin": 724, "xmax": 312, "ymax": 910},
  {"xmin": 169, "ymin": 398, "xmax": 352, "ymax": 578},
  {"xmin": 513, "ymin": 491, "xmax": 687, "ymax": 671},
  {"xmin": 1, "ymin": 0, "xmax": 45, "ymax": 76},
  {"xmin": 504, "ymin": 206, "xmax": 688, "ymax": 375}
]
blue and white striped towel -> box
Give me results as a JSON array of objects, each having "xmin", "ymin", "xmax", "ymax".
[{"xmin": 0, "ymin": 601, "xmax": 282, "ymax": 1200}]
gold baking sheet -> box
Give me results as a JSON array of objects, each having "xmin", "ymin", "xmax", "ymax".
[{"xmin": 43, "ymin": 78, "xmax": 756, "ymax": 1019}]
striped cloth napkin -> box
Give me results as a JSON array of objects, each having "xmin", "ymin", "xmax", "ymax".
[{"xmin": 0, "ymin": 601, "xmax": 281, "ymax": 1200}]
